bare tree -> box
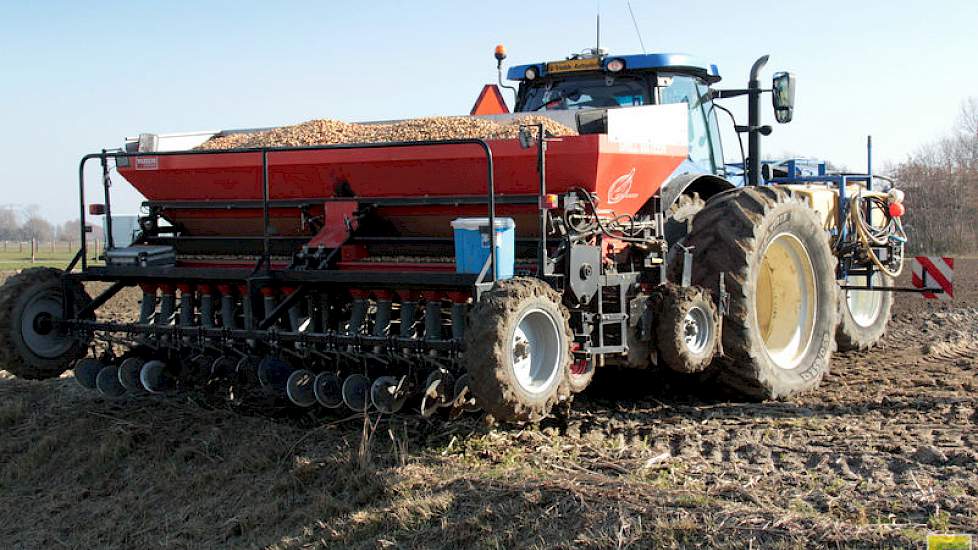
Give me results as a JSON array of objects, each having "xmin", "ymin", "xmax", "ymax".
[
  {"xmin": 19, "ymin": 205, "xmax": 54, "ymax": 243},
  {"xmin": 0, "ymin": 207, "xmax": 17, "ymax": 241},
  {"xmin": 894, "ymin": 98, "xmax": 978, "ymax": 255},
  {"xmin": 58, "ymin": 220, "xmax": 80, "ymax": 242}
]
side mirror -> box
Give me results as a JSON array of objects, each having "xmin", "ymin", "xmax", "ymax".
[{"xmin": 772, "ymin": 71, "xmax": 796, "ymax": 123}]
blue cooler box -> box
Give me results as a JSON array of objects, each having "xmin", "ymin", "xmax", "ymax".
[{"xmin": 451, "ymin": 218, "xmax": 515, "ymax": 280}]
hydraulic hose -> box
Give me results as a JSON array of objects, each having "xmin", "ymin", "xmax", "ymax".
[{"xmin": 847, "ymin": 193, "xmax": 906, "ymax": 278}]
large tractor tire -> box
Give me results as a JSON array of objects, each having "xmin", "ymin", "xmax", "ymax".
[
  {"xmin": 0, "ymin": 267, "xmax": 92, "ymax": 380},
  {"xmin": 664, "ymin": 192, "xmax": 706, "ymax": 278},
  {"xmin": 682, "ymin": 187, "xmax": 837, "ymax": 400},
  {"xmin": 463, "ymin": 277, "xmax": 573, "ymax": 422},
  {"xmin": 836, "ymin": 272, "xmax": 893, "ymax": 351}
]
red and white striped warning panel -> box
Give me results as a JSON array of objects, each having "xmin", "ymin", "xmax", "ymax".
[{"xmin": 911, "ymin": 256, "xmax": 954, "ymax": 300}]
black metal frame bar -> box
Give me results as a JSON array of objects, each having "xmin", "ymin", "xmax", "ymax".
[
  {"xmin": 63, "ymin": 319, "xmax": 459, "ymax": 352},
  {"xmin": 76, "ymin": 281, "xmax": 127, "ymax": 319},
  {"xmin": 73, "ymin": 265, "xmax": 481, "ymax": 287},
  {"xmin": 143, "ymin": 194, "xmax": 538, "ymax": 210},
  {"xmin": 840, "ymin": 285, "xmax": 943, "ymax": 294},
  {"xmin": 257, "ymin": 284, "xmax": 308, "ymax": 330}
]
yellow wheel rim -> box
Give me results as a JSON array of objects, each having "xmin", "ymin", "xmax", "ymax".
[{"xmin": 755, "ymin": 233, "xmax": 817, "ymax": 370}]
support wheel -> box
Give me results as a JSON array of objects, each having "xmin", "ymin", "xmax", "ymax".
[
  {"xmin": 682, "ymin": 187, "xmax": 837, "ymax": 400},
  {"xmin": 463, "ymin": 277, "xmax": 572, "ymax": 422},
  {"xmin": 836, "ymin": 272, "xmax": 893, "ymax": 351},
  {"xmin": 0, "ymin": 267, "xmax": 92, "ymax": 380},
  {"xmin": 655, "ymin": 284, "xmax": 718, "ymax": 374}
]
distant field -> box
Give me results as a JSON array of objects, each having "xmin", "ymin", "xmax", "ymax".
[{"xmin": 0, "ymin": 243, "xmax": 100, "ymax": 270}]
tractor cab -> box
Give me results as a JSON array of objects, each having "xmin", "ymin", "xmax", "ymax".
[{"xmin": 504, "ymin": 50, "xmax": 726, "ymax": 175}]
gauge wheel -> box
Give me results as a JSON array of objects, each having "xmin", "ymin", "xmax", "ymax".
[
  {"xmin": 463, "ymin": 277, "xmax": 573, "ymax": 422},
  {"xmin": 0, "ymin": 267, "xmax": 92, "ymax": 380},
  {"xmin": 655, "ymin": 284, "xmax": 718, "ymax": 374}
]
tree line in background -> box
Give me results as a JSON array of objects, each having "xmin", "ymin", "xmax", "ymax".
[
  {"xmin": 893, "ymin": 98, "xmax": 978, "ymax": 255},
  {"xmin": 0, "ymin": 206, "xmax": 103, "ymax": 244}
]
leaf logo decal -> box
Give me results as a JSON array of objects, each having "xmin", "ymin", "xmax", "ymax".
[{"xmin": 607, "ymin": 168, "xmax": 638, "ymax": 205}]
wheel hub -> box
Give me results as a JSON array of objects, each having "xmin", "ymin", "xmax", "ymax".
[
  {"xmin": 510, "ymin": 308, "xmax": 562, "ymax": 395},
  {"xmin": 682, "ymin": 305, "xmax": 712, "ymax": 356},
  {"xmin": 846, "ymin": 273, "xmax": 884, "ymax": 328},
  {"xmin": 20, "ymin": 292, "xmax": 72, "ymax": 359},
  {"xmin": 755, "ymin": 232, "xmax": 817, "ymax": 370},
  {"xmin": 32, "ymin": 312, "xmax": 54, "ymax": 335}
]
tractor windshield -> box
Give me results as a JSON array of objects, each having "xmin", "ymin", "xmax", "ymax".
[{"xmin": 518, "ymin": 75, "xmax": 649, "ymax": 112}]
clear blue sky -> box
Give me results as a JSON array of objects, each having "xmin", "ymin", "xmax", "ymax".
[{"xmin": 2, "ymin": 0, "xmax": 976, "ymax": 223}]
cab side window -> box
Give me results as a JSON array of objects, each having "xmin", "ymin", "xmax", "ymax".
[{"xmin": 658, "ymin": 74, "xmax": 718, "ymax": 173}]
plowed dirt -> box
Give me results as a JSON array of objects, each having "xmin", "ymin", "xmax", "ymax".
[{"xmin": 0, "ymin": 260, "xmax": 975, "ymax": 549}]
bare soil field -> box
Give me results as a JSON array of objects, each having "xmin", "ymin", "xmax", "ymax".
[{"xmin": 0, "ymin": 261, "xmax": 976, "ymax": 549}]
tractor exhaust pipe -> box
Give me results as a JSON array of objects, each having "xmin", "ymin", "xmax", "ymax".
[
  {"xmin": 341, "ymin": 373, "xmax": 372, "ymax": 412},
  {"xmin": 96, "ymin": 364, "xmax": 127, "ymax": 399},
  {"xmin": 747, "ymin": 55, "xmax": 770, "ymax": 187},
  {"xmin": 140, "ymin": 360, "xmax": 175, "ymax": 393},
  {"xmin": 74, "ymin": 358, "xmax": 103, "ymax": 390},
  {"xmin": 285, "ymin": 369, "xmax": 317, "ymax": 408},
  {"xmin": 313, "ymin": 372, "xmax": 344, "ymax": 408},
  {"xmin": 117, "ymin": 357, "xmax": 147, "ymax": 393},
  {"xmin": 370, "ymin": 376, "xmax": 407, "ymax": 414}
]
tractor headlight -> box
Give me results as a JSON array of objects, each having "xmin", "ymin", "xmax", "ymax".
[
  {"xmin": 524, "ymin": 66, "xmax": 538, "ymax": 81},
  {"xmin": 606, "ymin": 58, "xmax": 625, "ymax": 73}
]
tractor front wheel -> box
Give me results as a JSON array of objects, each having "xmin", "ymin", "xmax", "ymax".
[
  {"xmin": 836, "ymin": 272, "xmax": 893, "ymax": 351},
  {"xmin": 463, "ymin": 278, "xmax": 573, "ymax": 422},
  {"xmin": 655, "ymin": 284, "xmax": 718, "ymax": 374}
]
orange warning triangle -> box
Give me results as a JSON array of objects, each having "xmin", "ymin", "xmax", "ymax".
[{"xmin": 470, "ymin": 84, "xmax": 510, "ymax": 115}]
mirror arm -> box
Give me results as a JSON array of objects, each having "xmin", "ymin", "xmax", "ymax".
[{"xmin": 712, "ymin": 88, "xmax": 749, "ymax": 99}]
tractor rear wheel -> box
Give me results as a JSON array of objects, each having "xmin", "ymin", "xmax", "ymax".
[
  {"xmin": 0, "ymin": 267, "xmax": 92, "ymax": 380},
  {"xmin": 836, "ymin": 272, "xmax": 893, "ymax": 351},
  {"xmin": 682, "ymin": 187, "xmax": 837, "ymax": 400},
  {"xmin": 463, "ymin": 277, "xmax": 572, "ymax": 422}
]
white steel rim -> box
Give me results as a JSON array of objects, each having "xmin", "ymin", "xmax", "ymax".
[
  {"xmin": 21, "ymin": 291, "xmax": 71, "ymax": 359},
  {"xmin": 754, "ymin": 232, "xmax": 817, "ymax": 370},
  {"xmin": 846, "ymin": 273, "xmax": 884, "ymax": 328},
  {"xmin": 511, "ymin": 308, "xmax": 562, "ymax": 395},
  {"xmin": 683, "ymin": 305, "xmax": 712, "ymax": 356}
]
